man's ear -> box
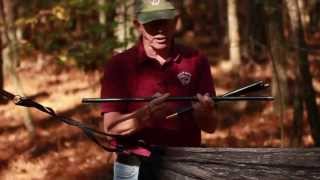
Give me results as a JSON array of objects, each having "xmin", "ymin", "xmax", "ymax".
[
  {"xmin": 174, "ymin": 16, "xmax": 179, "ymax": 24},
  {"xmin": 133, "ymin": 19, "xmax": 140, "ymax": 29}
]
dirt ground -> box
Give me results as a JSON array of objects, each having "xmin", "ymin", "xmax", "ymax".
[{"xmin": 0, "ymin": 44, "xmax": 319, "ymax": 179}]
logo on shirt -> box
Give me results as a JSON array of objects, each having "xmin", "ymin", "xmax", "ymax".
[
  {"xmin": 151, "ymin": 0, "xmax": 160, "ymax": 5},
  {"xmin": 177, "ymin": 72, "xmax": 192, "ymax": 86}
]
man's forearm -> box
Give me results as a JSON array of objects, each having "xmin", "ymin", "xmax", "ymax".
[
  {"xmin": 106, "ymin": 116, "xmax": 140, "ymax": 135},
  {"xmin": 103, "ymin": 93, "xmax": 170, "ymax": 135},
  {"xmin": 103, "ymin": 105, "xmax": 150, "ymax": 135}
]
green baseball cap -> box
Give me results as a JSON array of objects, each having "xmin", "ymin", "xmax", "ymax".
[{"xmin": 135, "ymin": 0, "xmax": 178, "ymax": 24}]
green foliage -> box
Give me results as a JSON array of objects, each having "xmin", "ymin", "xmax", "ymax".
[{"xmin": 17, "ymin": 0, "xmax": 126, "ymax": 71}]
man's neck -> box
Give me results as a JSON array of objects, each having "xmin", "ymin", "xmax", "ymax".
[{"xmin": 143, "ymin": 41, "xmax": 172, "ymax": 66}]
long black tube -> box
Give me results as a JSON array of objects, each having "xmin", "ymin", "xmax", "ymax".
[
  {"xmin": 82, "ymin": 96, "xmax": 273, "ymax": 103},
  {"xmin": 82, "ymin": 81, "xmax": 273, "ymax": 119},
  {"xmin": 82, "ymin": 81, "xmax": 272, "ymax": 104}
]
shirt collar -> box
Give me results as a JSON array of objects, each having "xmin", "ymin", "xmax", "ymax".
[{"xmin": 136, "ymin": 37, "xmax": 181, "ymax": 64}]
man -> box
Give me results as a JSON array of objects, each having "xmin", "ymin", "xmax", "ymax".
[{"xmin": 101, "ymin": 0, "xmax": 217, "ymax": 179}]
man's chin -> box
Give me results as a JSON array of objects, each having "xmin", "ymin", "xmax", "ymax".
[{"xmin": 152, "ymin": 44, "xmax": 168, "ymax": 50}]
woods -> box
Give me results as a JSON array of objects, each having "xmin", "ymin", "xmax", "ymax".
[{"xmin": 0, "ymin": 0, "xmax": 319, "ymax": 179}]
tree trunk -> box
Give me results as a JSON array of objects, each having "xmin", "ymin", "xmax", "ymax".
[
  {"xmin": 141, "ymin": 147, "xmax": 320, "ymax": 180},
  {"xmin": 310, "ymin": 0, "xmax": 320, "ymax": 33},
  {"xmin": 115, "ymin": 0, "xmax": 134, "ymax": 51},
  {"xmin": 218, "ymin": 0, "xmax": 228, "ymax": 48},
  {"xmin": 238, "ymin": 0, "xmax": 250, "ymax": 59},
  {"xmin": 0, "ymin": 37, "xmax": 4, "ymax": 104},
  {"xmin": 174, "ymin": 0, "xmax": 196, "ymax": 36},
  {"xmin": 227, "ymin": 0, "xmax": 241, "ymax": 71},
  {"xmin": 247, "ymin": 0, "xmax": 268, "ymax": 61},
  {"xmin": 207, "ymin": 0, "xmax": 225, "ymax": 46},
  {"xmin": 284, "ymin": 0, "xmax": 306, "ymax": 147},
  {"xmin": 0, "ymin": 0, "xmax": 35, "ymax": 138},
  {"xmin": 97, "ymin": 0, "xmax": 106, "ymax": 39},
  {"xmin": 297, "ymin": 0, "xmax": 309, "ymax": 34},
  {"xmin": 264, "ymin": 0, "xmax": 288, "ymax": 147},
  {"xmin": 285, "ymin": 0, "xmax": 320, "ymax": 146},
  {"xmin": 0, "ymin": 56, "xmax": 2, "ymax": 91}
]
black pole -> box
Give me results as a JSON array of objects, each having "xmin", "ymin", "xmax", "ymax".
[{"xmin": 82, "ymin": 96, "xmax": 274, "ymax": 103}]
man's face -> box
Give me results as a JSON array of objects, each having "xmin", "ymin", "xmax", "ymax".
[{"xmin": 136, "ymin": 18, "xmax": 177, "ymax": 50}]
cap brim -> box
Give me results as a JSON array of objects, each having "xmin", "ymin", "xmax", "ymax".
[{"xmin": 137, "ymin": 9, "xmax": 178, "ymax": 24}]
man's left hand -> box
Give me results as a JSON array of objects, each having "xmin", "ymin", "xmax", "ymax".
[
  {"xmin": 192, "ymin": 93, "xmax": 217, "ymax": 133},
  {"xmin": 192, "ymin": 93, "xmax": 215, "ymax": 114}
]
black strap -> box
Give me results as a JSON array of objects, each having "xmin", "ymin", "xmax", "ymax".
[{"xmin": 0, "ymin": 89, "xmax": 150, "ymax": 156}]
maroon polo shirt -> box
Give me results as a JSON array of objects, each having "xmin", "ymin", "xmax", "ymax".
[{"xmin": 101, "ymin": 40, "xmax": 215, "ymax": 148}]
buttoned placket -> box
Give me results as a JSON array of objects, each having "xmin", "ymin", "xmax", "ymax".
[
  {"xmin": 151, "ymin": 59, "xmax": 171, "ymax": 94},
  {"xmin": 134, "ymin": 39, "xmax": 181, "ymax": 95}
]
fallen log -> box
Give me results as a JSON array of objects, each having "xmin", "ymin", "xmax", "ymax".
[{"xmin": 139, "ymin": 147, "xmax": 320, "ymax": 180}]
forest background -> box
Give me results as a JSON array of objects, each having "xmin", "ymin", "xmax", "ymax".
[{"xmin": 0, "ymin": 0, "xmax": 320, "ymax": 179}]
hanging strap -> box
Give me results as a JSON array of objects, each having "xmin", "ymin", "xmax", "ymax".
[{"xmin": 0, "ymin": 89, "xmax": 151, "ymax": 157}]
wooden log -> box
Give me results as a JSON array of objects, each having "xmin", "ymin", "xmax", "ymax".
[{"xmin": 140, "ymin": 148, "xmax": 320, "ymax": 180}]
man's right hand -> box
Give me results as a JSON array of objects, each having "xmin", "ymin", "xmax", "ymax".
[
  {"xmin": 138, "ymin": 92, "xmax": 171, "ymax": 125},
  {"xmin": 103, "ymin": 92, "xmax": 170, "ymax": 136}
]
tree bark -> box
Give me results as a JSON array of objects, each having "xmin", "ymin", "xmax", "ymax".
[
  {"xmin": 97, "ymin": 0, "xmax": 106, "ymax": 39},
  {"xmin": 285, "ymin": 0, "xmax": 320, "ymax": 146},
  {"xmin": 264, "ymin": 0, "xmax": 288, "ymax": 147},
  {"xmin": 218, "ymin": 0, "xmax": 228, "ymax": 48},
  {"xmin": 141, "ymin": 147, "xmax": 320, "ymax": 180},
  {"xmin": 0, "ymin": 37, "xmax": 3, "ymax": 102},
  {"xmin": 284, "ymin": 0, "xmax": 305, "ymax": 147},
  {"xmin": 247, "ymin": 0, "xmax": 268, "ymax": 61},
  {"xmin": 310, "ymin": 0, "xmax": 320, "ymax": 33},
  {"xmin": 115, "ymin": 0, "xmax": 134, "ymax": 51},
  {"xmin": 238, "ymin": 0, "xmax": 250, "ymax": 59},
  {"xmin": 227, "ymin": 0, "xmax": 241, "ymax": 70},
  {"xmin": 174, "ymin": 0, "xmax": 195, "ymax": 35},
  {"xmin": 0, "ymin": 0, "xmax": 35, "ymax": 137},
  {"xmin": 208, "ymin": 0, "xmax": 226, "ymax": 46},
  {"xmin": 0, "ymin": 58, "xmax": 2, "ymax": 91},
  {"xmin": 297, "ymin": 0, "xmax": 309, "ymax": 34}
]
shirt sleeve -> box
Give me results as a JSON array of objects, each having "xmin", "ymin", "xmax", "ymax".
[
  {"xmin": 100, "ymin": 57, "xmax": 129, "ymax": 114},
  {"xmin": 196, "ymin": 55, "xmax": 216, "ymax": 96}
]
